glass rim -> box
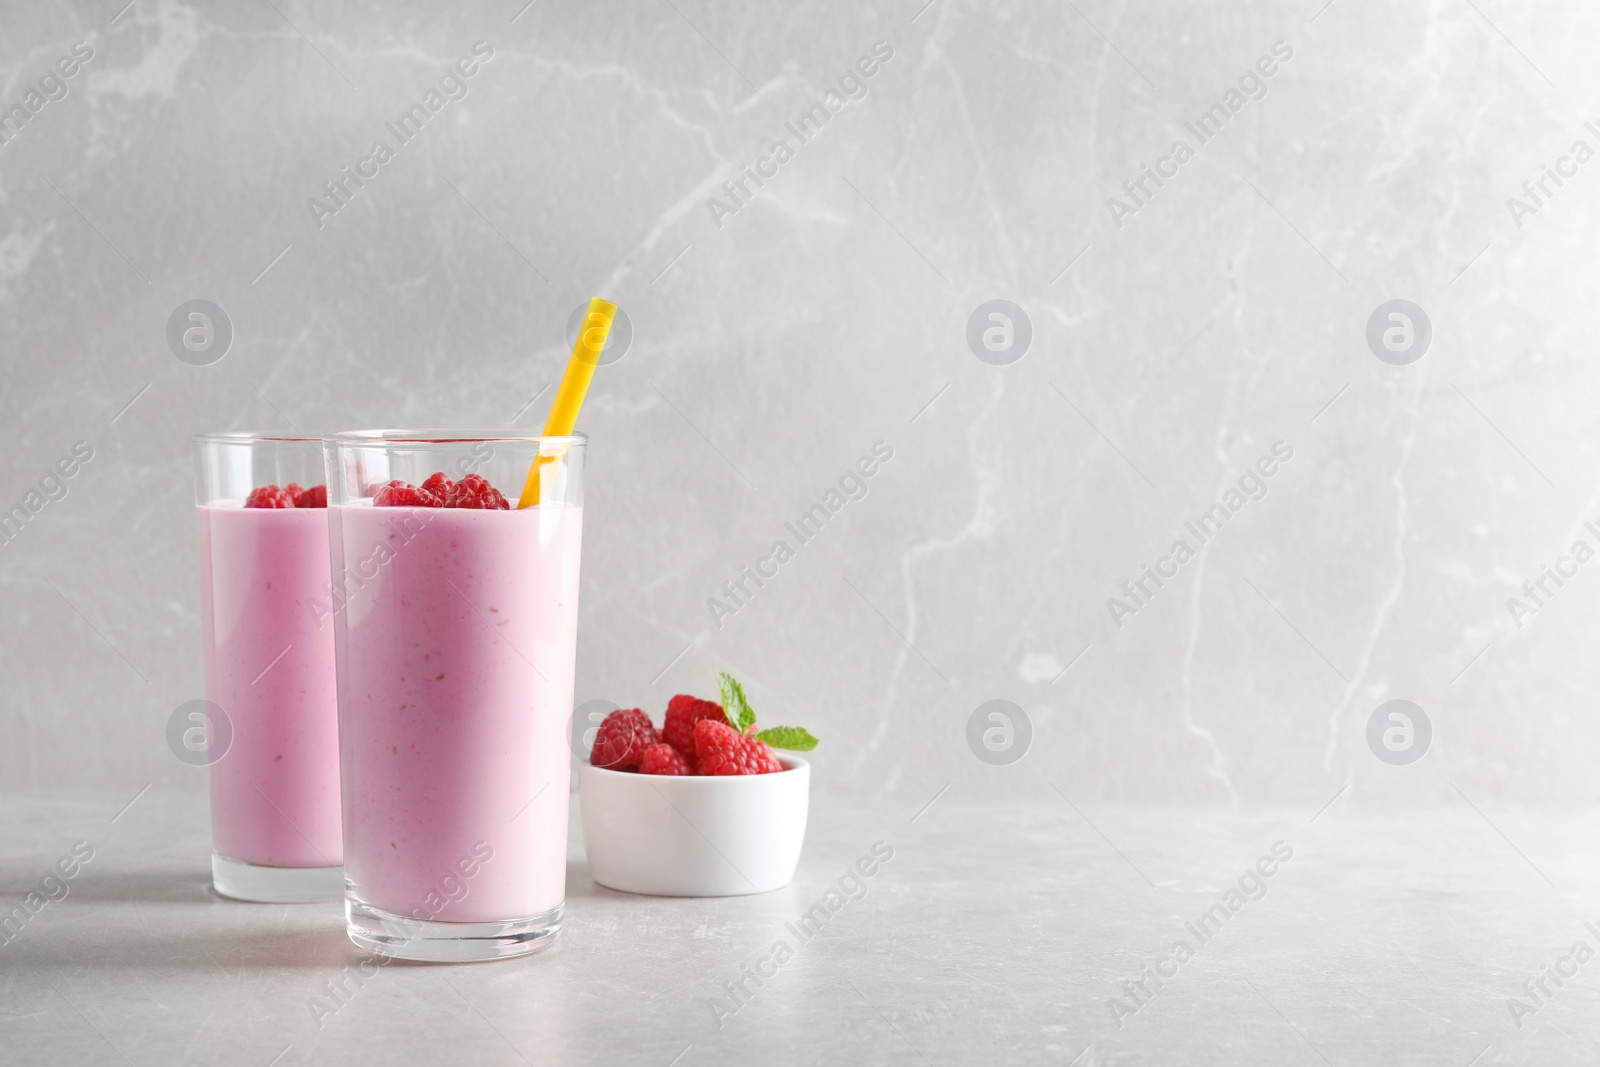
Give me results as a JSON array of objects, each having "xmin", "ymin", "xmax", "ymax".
[
  {"xmin": 323, "ymin": 429, "xmax": 588, "ymax": 446},
  {"xmin": 193, "ymin": 432, "xmax": 325, "ymax": 444}
]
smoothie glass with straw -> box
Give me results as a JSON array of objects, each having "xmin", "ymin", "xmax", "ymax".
[{"xmin": 324, "ymin": 299, "xmax": 613, "ymax": 961}]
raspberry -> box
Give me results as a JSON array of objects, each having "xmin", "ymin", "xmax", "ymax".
[
  {"xmin": 590, "ymin": 708, "xmax": 659, "ymax": 771},
  {"xmin": 244, "ymin": 485, "xmax": 296, "ymax": 508},
  {"xmin": 753, "ymin": 742, "xmax": 784, "ymax": 774},
  {"xmin": 445, "ymin": 473, "xmax": 509, "ymax": 510},
  {"xmin": 373, "ymin": 480, "xmax": 443, "ymax": 507},
  {"xmin": 422, "ymin": 472, "xmax": 455, "ymax": 500},
  {"xmin": 294, "ymin": 484, "xmax": 327, "ymax": 508},
  {"xmin": 373, "ymin": 472, "xmax": 509, "ymax": 509},
  {"xmin": 693, "ymin": 720, "xmax": 782, "ymax": 776},
  {"xmin": 639, "ymin": 742, "xmax": 693, "ymax": 776},
  {"xmin": 663, "ymin": 694, "xmax": 727, "ymax": 761}
]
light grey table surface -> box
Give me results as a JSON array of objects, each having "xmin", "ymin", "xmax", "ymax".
[{"xmin": 2, "ymin": 789, "xmax": 1596, "ymax": 1066}]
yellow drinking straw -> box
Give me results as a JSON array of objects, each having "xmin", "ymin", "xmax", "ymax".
[{"xmin": 518, "ymin": 297, "xmax": 617, "ymax": 508}]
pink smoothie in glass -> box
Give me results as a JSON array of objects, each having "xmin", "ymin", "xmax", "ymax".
[
  {"xmin": 331, "ymin": 502, "xmax": 582, "ymax": 922},
  {"xmin": 197, "ymin": 505, "xmax": 343, "ymax": 867}
]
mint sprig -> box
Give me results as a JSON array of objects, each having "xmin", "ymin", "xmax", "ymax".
[
  {"xmin": 717, "ymin": 671, "xmax": 756, "ymax": 733},
  {"xmin": 755, "ymin": 725, "xmax": 818, "ymax": 751},
  {"xmin": 716, "ymin": 671, "xmax": 819, "ymax": 752}
]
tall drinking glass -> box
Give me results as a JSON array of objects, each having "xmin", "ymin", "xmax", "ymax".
[
  {"xmin": 193, "ymin": 434, "xmax": 343, "ymax": 902},
  {"xmin": 323, "ymin": 430, "xmax": 585, "ymax": 961}
]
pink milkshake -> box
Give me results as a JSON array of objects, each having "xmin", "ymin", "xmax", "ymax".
[
  {"xmin": 326, "ymin": 430, "xmax": 587, "ymax": 960},
  {"xmin": 199, "ymin": 505, "xmax": 343, "ymax": 868},
  {"xmin": 193, "ymin": 435, "xmax": 343, "ymax": 903},
  {"xmin": 333, "ymin": 503, "xmax": 581, "ymax": 919}
]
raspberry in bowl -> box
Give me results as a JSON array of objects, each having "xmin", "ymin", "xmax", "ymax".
[{"xmin": 579, "ymin": 674, "xmax": 816, "ymax": 897}]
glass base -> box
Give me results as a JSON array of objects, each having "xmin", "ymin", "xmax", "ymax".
[
  {"xmin": 345, "ymin": 895, "xmax": 563, "ymax": 962},
  {"xmin": 212, "ymin": 854, "xmax": 344, "ymax": 903}
]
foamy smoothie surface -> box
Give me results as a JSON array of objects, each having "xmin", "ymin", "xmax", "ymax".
[
  {"xmin": 332, "ymin": 501, "xmax": 582, "ymax": 922},
  {"xmin": 197, "ymin": 504, "xmax": 342, "ymax": 867}
]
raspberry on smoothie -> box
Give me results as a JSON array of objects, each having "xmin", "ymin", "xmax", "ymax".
[{"xmin": 244, "ymin": 483, "xmax": 328, "ymax": 508}]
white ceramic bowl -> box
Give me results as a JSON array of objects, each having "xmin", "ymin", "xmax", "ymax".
[{"xmin": 579, "ymin": 756, "xmax": 810, "ymax": 896}]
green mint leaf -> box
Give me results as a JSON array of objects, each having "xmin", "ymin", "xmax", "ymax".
[
  {"xmin": 717, "ymin": 671, "xmax": 757, "ymax": 733},
  {"xmin": 756, "ymin": 726, "xmax": 818, "ymax": 751}
]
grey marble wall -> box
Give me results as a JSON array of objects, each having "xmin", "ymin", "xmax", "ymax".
[{"xmin": 3, "ymin": 0, "xmax": 1597, "ymax": 807}]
